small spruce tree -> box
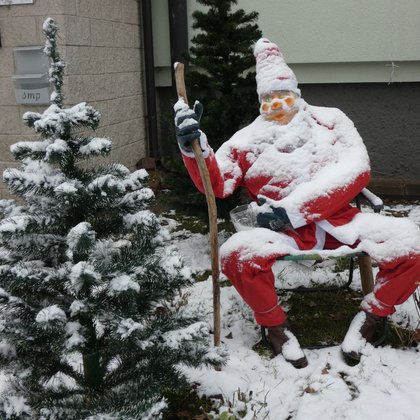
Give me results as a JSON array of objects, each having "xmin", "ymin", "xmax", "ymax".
[
  {"xmin": 188, "ymin": 0, "xmax": 262, "ymax": 150},
  {"xmin": 0, "ymin": 18, "xmax": 222, "ymax": 419}
]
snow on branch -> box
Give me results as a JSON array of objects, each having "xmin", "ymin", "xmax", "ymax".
[
  {"xmin": 78, "ymin": 137, "xmax": 112, "ymax": 157},
  {"xmin": 3, "ymin": 159, "xmax": 66, "ymax": 196},
  {"xmin": 35, "ymin": 304, "xmax": 67, "ymax": 324},
  {"xmin": 108, "ymin": 275, "xmax": 140, "ymax": 297},
  {"xmin": 87, "ymin": 174, "xmax": 126, "ymax": 198},
  {"xmin": 42, "ymin": 17, "xmax": 64, "ymax": 106},
  {"xmin": 69, "ymin": 261, "xmax": 101, "ymax": 295},
  {"xmin": 162, "ymin": 322, "xmax": 209, "ymax": 350},
  {"xmin": 10, "ymin": 139, "xmax": 51, "ymax": 161},
  {"xmin": 123, "ymin": 210, "xmax": 157, "ymax": 229},
  {"xmin": 117, "ymin": 318, "xmax": 145, "ymax": 339},
  {"xmin": 66, "ymin": 222, "xmax": 96, "ymax": 260},
  {"xmin": 23, "ymin": 103, "xmax": 100, "ymax": 138}
]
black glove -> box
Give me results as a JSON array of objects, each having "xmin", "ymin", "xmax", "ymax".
[
  {"xmin": 256, "ymin": 196, "xmax": 292, "ymax": 232},
  {"xmin": 174, "ymin": 101, "xmax": 204, "ymax": 154}
]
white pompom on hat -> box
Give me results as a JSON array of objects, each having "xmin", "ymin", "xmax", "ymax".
[{"xmin": 254, "ymin": 38, "xmax": 300, "ymax": 100}]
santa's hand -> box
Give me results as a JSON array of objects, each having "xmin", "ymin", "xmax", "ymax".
[
  {"xmin": 256, "ymin": 195, "xmax": 292, "ymax": 232},
  {"xmin": 174, "ymin": 100, "xmax": 209, "ymax": 157}
]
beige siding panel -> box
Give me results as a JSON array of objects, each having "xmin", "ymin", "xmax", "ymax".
[
  {"xmin": 0, "ymin": 78, "xmax": 15, "ymax": 106},
  {"xmin": 106, "ymin": 95, "xmax": 144, "ymax": 126},
  {"xmin": 76, "ymin": 0, "xmax": 122, "ymax": 22},
  {"xmin": 64, "ymin": 47, "xmax": 141, "ymax": 75},
  {"xmin": 112, "ymin": 141, "xmax": 145, "ymax": 170},
  {"xmin": 122, "ymin": 0, "xmax": 140, "ymax": 25},
  {"xmin": 0, "ymin": 135, "xmax": 26, "ymax": 163},
  {"xmin": 65, "ymin": 73, "xmax": 142, "ymax": 103},
  {"xmin": 0, "ymin": 48, "xmax": 14, "ymax": 77},
  {"xmin": 97, "ymin": 118, "xmax": 145, "ymax": 150},
  {"xmin": 112, "ymin": 22, "xmax": 140, "ymax": 49},
  {"xmin": 90, "ymin": 19, "xmax": 115, "ymax": 47},
  {"xmin": 0, "ymin": 107, "xmax": 22, "ymax": 135},
  {"xmin": 64, "ymin": 16, "xmax": 91, "ymax": 46},
  {"xmin": 0, "ymin": 16, "xmax": 38, "ymax": 46}
]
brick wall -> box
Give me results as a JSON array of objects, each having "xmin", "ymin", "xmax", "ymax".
[{"xmin": 0, "ymin": 0, "xmax": 146, "ymax": 199}]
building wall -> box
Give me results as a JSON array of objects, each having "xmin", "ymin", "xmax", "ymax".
[
  {"xmin": 0, "ymin": 0, "xmax": 147, "ymax": 199},
  {"xmin": 301, "ymin": 82, "xmax": 420, "ymax": 196},
  {"xmin": 152, "ymin": 0, "xmax": 420, "ymax": 85}
]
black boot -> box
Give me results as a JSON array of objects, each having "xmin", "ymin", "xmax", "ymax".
[
  {"xmin": 267, "ymin": 324, "xmax": 308, "ymax": 369},
  {"xmin": 342, "ymin": 310, "xmax": 386, "ymax": 364}
]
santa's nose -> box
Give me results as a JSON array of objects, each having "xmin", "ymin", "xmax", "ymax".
[{"xmin": 271, "ymin": 101, "xmax": 282, "ymax": 110}]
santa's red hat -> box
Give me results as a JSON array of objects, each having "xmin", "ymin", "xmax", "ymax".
[{"xmin": 254, "ymin": 38, "xmax": 300, "ymax": 100}]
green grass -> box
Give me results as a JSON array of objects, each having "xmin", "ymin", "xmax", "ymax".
[
  {"xmin": 284, "ymin": 289, "xmax": 362, "ymax": 347},
  {"xmin": 163, "ymin": 385, "xmax": 214, "ymax": 419}
]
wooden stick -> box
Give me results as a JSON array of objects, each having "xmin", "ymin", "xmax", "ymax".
[
  {"xmin": 358, "ymin": 255, "xmax": 375, "ymax": 295},
  {"xmin": 174, "ymin": 62, "xmax": 221, "ymax": 347}
]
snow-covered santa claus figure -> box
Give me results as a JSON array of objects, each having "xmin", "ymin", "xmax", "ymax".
[{"xmin": 174, "ymin": 38, "xmax": 420, "ymax": 368}]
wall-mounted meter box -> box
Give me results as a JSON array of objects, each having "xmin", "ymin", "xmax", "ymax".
[{"xmin": 13, "ymin": 46, "xmax": 51, "ymax": 105}]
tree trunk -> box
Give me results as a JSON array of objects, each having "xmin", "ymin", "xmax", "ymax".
[{"xmin": 83, "ymin": 351, "xmax": 102, "ymax": 389}]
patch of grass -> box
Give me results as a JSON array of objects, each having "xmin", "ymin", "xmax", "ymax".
[
  {"xmin": 255, "ymin": 287, "xmax": 416, "ymax": 350},
  {"xmin": 387, "ymin": 322, "xmax": 420, "ymax": 348},
  {"xmin": 170, "ymin": 214, "xmax": 209, "ymax": 235},
  {"xmin": 163, "ymin": 385, "xmax": 214, "ymax": 419},
  {"xmin": 332, "ymin": 257, "xmax": 353, "ymax": 273},
  {"xmin": 283, "ymin": 289, "xmax": 362, "ymax": 347}
]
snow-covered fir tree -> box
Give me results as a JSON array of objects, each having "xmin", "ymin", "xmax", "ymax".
[
  {"xmin": 188, "ymin": 0, "xmax": 262, "ymax": 149},
  {"xmin": 0, "ymin": 18, "xmax": 223, "ymax": 419}
]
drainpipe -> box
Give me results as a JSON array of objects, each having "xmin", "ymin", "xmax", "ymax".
[
  {"xmin": 140, "ymin": 0, "xmax": 159, "ymax": 160},
  {"xmin": 168, "ymin": 0, "xmax": 189, "ymax": 91}
]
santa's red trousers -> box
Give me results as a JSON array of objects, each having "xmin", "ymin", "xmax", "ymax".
[{"xmin": 221, "ymin": 231, "xmax": 420, "ymax": 326}]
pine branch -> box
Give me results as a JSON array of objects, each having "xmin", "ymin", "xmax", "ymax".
[{"xmin": 42, "ymin": 18, "xmax": 65, "ymax": 107}]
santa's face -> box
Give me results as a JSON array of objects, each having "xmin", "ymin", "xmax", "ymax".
[{"xmin": 259, "ymin": 91, "xmax": 299, "ymax": 123}]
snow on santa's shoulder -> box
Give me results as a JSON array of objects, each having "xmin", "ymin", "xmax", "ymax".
[{"xmin": 216, "ymin": 99, "xmax": 370, "ymax": 200}]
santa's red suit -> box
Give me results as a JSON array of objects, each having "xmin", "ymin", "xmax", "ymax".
[{"xmin": 178, "ymin": 39, "xmax": 420, "ymax": 328}]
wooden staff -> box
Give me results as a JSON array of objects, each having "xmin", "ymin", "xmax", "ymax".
[{"xmin": 174, "ymin": 62, "xmax": 221, "ymax": 347}]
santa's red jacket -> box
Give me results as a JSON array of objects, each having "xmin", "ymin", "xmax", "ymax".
[
  {"xmin": 181, "ymin": 100, "xmax": 370, "ymax": 249},
  {"xmin": 180, "ymin": 100, "xmax": 420, "ymax": 323}
]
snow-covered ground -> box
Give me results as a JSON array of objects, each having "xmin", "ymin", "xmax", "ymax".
[{"xmin": 166, "ymin": 201, "xmax": 420, "ymax": 419}]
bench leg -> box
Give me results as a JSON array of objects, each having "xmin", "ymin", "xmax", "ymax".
[{"xmin": 358, "ymin": 255, "xmax": 374, "ymax": 295}]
